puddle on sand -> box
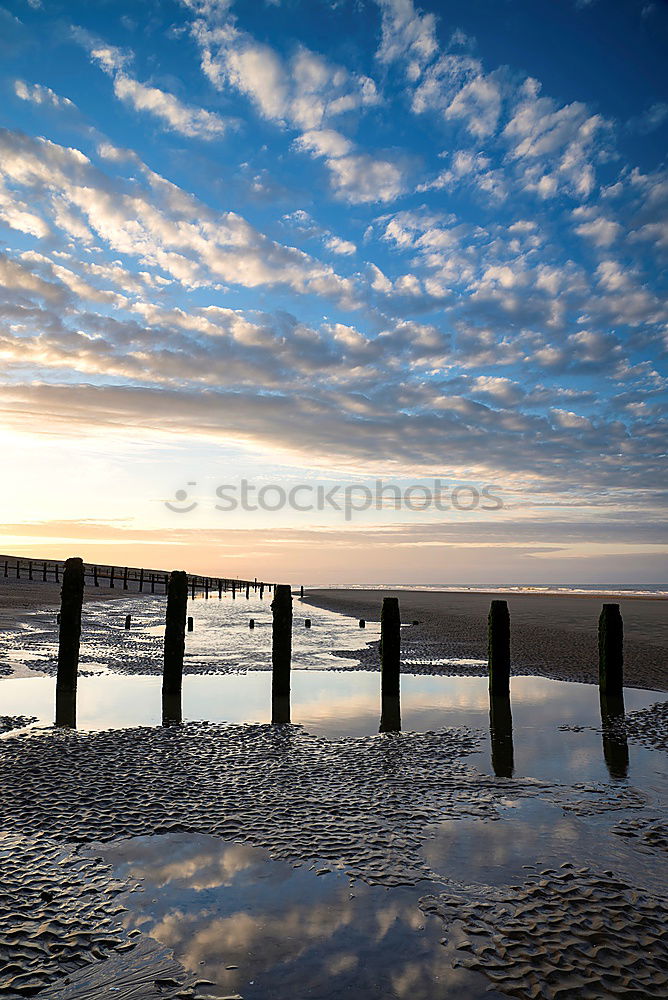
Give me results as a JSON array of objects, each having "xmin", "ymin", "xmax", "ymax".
[{"xmin": 98, "ymin": 832, "xmax": 507, "ymax": 1000}]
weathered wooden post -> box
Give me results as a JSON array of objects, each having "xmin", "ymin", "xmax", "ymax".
[
  {"xmin": 245, "ymin": 583, "xmax": 250, "ymax": 599},
  {"xmin": 599, "ymin": 603, "xmax": 623, "ymax": 696},
  {"xmin": 93, "ymin": 565, "xmax": 99, "ymax": 587},
  {"xmin": 271, "ymin": 584, "xmax": 292, "ymax": 723},
  {"xmin": 151, "ymin": 573, "xmax": 155, "ymax": 594},
  {"xmin": 205, "ymin": 578, "xmax": 209, "ymax": 599},
  {"xmin": 380, "ymin": 597, "xmax": 400, "ymax": 698},
  {"xmin": 163, "ymin": 570, "xmax": 188, "ymax": 724},
  {"xmin": 55, "ymin": 562, "xmax": 59, "ymax": 583},
  {"xmin": 249, "ymin": 618, "xmax": 255, "ymax": 629},
  {"xmin": 125, "ymin": 615, "xmax": 131, "ymax": 629},
  {"xmin": 187, "ymin": 616, "xmax": 194, "ymax": 632},
  {"xmin": 304, "ymin": 618, "xmax": 311, "ymax": 628},
  {"xmin": 109, "ymin": 565, "xmax": 115, "ymax": 589},
  {"xmin": 260, "ymin": 583, "xmax": 264, "ymax": 600},
  {"xmin": 28, "ymin": 560, "xmax": 33, "ymax": 581},
  {"xmin": 218, "ymin": 579, "xmax": 222, "ymax": 599},
  {"xmin": 359, "ymin": 619, "xmax": 366, "ymax": 628},
  {"xmin": 300, "ymin": 585, "xmax": 304, "ymax": 599},
  {"xmin": 139, "ymin": 568, "xmax": 144, "ymax": 593},
  {"xmin": 55, "ymin": 557, "xmax": 84, "ymax": 727},
  {"xmin": 488, "ymin": 600, "xmax": 510, "ymax": 697},
  {"xmin": 232, "ymin": 580, "xmax": 236, "ymax": 599},
  {"xmin": 123, "ymin": 567, "xmax": 129, "ymax": 591},
  {"xmin": 3, "ymin": 559, "xmax": 7, "ymax": 578},
  {"xmin": 16, "ymin": 560, "xmax": 20, "ymax": 579},
  {"xmin": 191, "ymin": 577, "xmax": 195, "ymax": 600}
]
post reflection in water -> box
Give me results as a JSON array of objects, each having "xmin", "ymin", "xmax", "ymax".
[
  {"xmin": 599, "ymin": 692, "xmax": 629, "ymax": 780},
  {"xmin": 379, "ymin": 694, "xmax": 401, "ymax": 733},
  {"xmin": 272, "ymin": 694, "xmax": 291, "ymax": 725},
  {"xmin": 489, "ymin": 694, "xmax": 514, "ymax": 778},
  {"xmin": 162, "ymin": 692, "xmax": 183, "ymax": 726},
  {"xmin": 54, "ymin": 688, "xmax": 77, "ymax": 728}
]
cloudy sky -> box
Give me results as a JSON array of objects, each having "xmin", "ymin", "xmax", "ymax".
[{"xmin": 1, "ymin": 0, "xmax": 666, "ymax": 584}]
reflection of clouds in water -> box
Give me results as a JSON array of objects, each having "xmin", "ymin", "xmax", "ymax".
[{"xmin": 116, "ymin": 837, "xmax": 258, "ymax": 890}]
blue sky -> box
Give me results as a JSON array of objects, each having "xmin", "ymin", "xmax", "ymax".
[{"xmin": 0, "ymin": 0, "xmax": 666, "ymax": 583}]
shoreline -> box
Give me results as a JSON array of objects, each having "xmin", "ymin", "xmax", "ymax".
[{"xmin": 302, "ymin": 588, "xmax": 668, "ymax": 693}]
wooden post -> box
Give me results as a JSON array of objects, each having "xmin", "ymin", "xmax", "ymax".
[
  {"xmin": 16, "ymin": 560, "xmax": 20, "ymax": 579},
  {"xmin": 151, "ymin": 573, "xmax": 155, "ymax": 594},
  {"xmin": 599, "ymin": 691, "xmax": 628, "ymax": 780},
  {"xmin": 488, "ymin": 600, "xmax": 510, "ymax": 697},
  {"xmin": 139, "ymin": 568, "xmax": 144, "ymax": 593},
  {"xmin": 123, "ymin": 566, "xmax": 129, "ymax": 591},
  {"xmin": 55, "ymin": 563, "xmax": 59, "ymax": 583},
  {"xmin": 260, "ymin": 583, "xmax": 264, "ymax": 599},
  {"xmin": 191, "ymin": 577, "xmax": 195, "ymax": 600},
  {"xmin": 304, "ymin": 618, "xmax": 311, "ymax": 628},
  {"xmin": 109, "ymin": 565, "xmax": 115, "ymax": 589},
  {"xmin": 28, "ymin": 560, "xmax": 33, "ymax": 581},
  {"xmin": 164, "ymin": 573, "xmax": 168, "ymax": 592},
  {"xmin": 187, "ymin": 616, "xmax": 194, "ymax": 632},
  {"xmin": 359, "ymin": 619, "xmax": 366, "ymax": 628},
  {"xmin": 245, "ymin": 583, "xmax": 250, "ymax": 599},
  {"xmin": 249, "ymin": 618, "xmax": 255, "ymax": 629},
  {"xmin": 205, "ymin": 578, "xmax": 209, "ymax": 599},
  {"xmin": 232, "ymin": 580, "xmax": 236, "ymax": 599},
  {"xmin": 3, "ymin": 559, "xmax": 7, "ymax": 578},
  {"xmin": 300, "ymin": 585, "xmax": 304, "ymax": 599},
  {"xmin": 125, "ymin": 615, "xmax": 131, "ymax": 629},
  {"xmin": 380, "ymin": 597, "xmax": 400, "ymax": 699},
  {"xmin": 272, "ymin": 584, "xmax": 292, "ymax": 701},
  {"xmin": 42, "ymin": 561, "xmax": 47, "ymax": 582},
  {"xmin": 55, "ymin": 557, "xmax": 84, "ymax": 727},
  {"xmin": 599, "ymin": 603, "xmax": 623, "ymax": 696},
  {"xmin": 218, "ymin": 579, "xmax": 222, "ymax": 599},
  {"xmin": 93, "ymin": 565, "xmax": 99, "ymax": 587},
  {"xmin": 163, "ymin": 571, "xmax": 188, "ymax": 715}
]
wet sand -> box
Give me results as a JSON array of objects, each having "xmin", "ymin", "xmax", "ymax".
[{"xmin": 303, "ymin": 589, "xmax": 668, "ymax": 691}]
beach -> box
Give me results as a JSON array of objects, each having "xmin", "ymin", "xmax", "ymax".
[{"xmin": 302, "ymin": 588, "xmax": 668, "ymax": 692}]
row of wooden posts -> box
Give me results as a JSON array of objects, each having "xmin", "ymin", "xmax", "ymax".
[
  {"xmin": 54, "ymin": 559, "xmax": 626, "ymax": 743},
  {"xmin": 2, "ymin": 557, "xmax": 267, "ymax": 599}
]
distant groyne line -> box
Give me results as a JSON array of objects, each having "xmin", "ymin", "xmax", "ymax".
[{"xmin": 0, "ymin": 554, "xmax": 269, "ymax": 599}]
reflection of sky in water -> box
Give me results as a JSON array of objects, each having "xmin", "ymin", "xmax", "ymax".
[
  {"xmin": 100, "ymin": 833, "xmax": 507, "ymax": 1000},
  {"xmin": 2, "ymin": 671, "xmax": 665, "ymax": 788}
]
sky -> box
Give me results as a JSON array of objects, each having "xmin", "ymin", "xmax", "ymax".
[{"xmin": 0, "ymin": 0, "xmax": 666, "ymax": 585}]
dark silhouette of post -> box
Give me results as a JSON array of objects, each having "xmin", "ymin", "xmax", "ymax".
[
  {"xmin": 488, "ymin": 600, "xmax": 510, "ymax": 696},
  {"xmin": 3, "ymin": 559, "xmax": 7, "ymax": 578},
  {"xmin": 260, "ymin": 583, "xmax": 264, "ymax": 599},
  {"xmin": 599, "ymin": 604, "xmax": 623, "ymax": 696},
  {"xmin": 232, "ymin": 580, "xmax": 236, "ymax": 599},
  {"xmin": 55, "ymin": 557, "xmax": 84, "ymax": 727},
  {"xmin": 489, "ymin": 694, "xmax": 515, "ymax": 778},
  {"xmin": 125, "ymin": 614, "xmax": 131, "ymax": 629},
  {"xmin": 151, "ymin": 573, "xmax": 155, "ymax": 594},
  {"xmin": 379, "ymin": 695, "xmax": 401, "ymax": 733},
  {"xmin": 42, "ymin": 561, "xmax": 47, "ymax": 582},
  {"xmin": 271, "ymin": 585, "xmax": 292, "ymax": 721},
  {"xmin": 249, "ymin": 618, "xmax": 255, "ymax": 629},
  {"xmin": 187, "ymin": 615, "xmax": 194, "ymax": 632},
  {"xmin": 55, "ymin": 562, "xmax": 59, "ymax": 582},
  {"xmin": 109, "ymin": 565, "xmax": 114, "ymax": 589},
  {"xmin": 191, "ymin": 576, "xmax": 195, "ymax": 599},
  {"xmin": 123, "ymin": 566, "xmax": 129, "ymax": 591},
  {"xmin": 304, "ymin": 618, "xmax": 311, "ymax": 628},
  {"xmin": 245, "ymin": 583, "xmax": 250, "ymax": 599},
  {"xmin": 205, "ymin": 578, "xmax": 209, "ymax": 599},
  {"xmin": 359, "ymin": 619, "xmax": 366, "ymax": 628},
  {"xmin": 300, "ymin": 585, "xmax": 304, "ymax": 599},
  {"xmin": 600, "ymin": 691, "xmax": 629, "ymax": 780},
  {"xmin": 93, "ymin": 565, "xmax": 99, "ymax": 587},
  {"xmin": 163, "ymin": 570, "xmax": 188, "ymax": 723},
  {"xmin": 28, "ymin": 560, "xmax": 33, "ymax": 581},
  {"xmin": 218, "ymin": 580, "xmax": 222, "ymax": 599},
  {"xmin": 380, "ymin": 597, "xmax": 401, "ymax": 699},
  {"xmin": 16, "ymin": 560, "xmax": 20, "ymax": 579}
]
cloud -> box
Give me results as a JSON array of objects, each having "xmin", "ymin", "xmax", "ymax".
[
  {"xmin": 374, "ymin": 0, "xmax": 439, "ymax": 80},
  {"xmin": 112, "ymin": 74, "xmax": 228, "ymax": 139},
  {"xmin": 76, "ymin": 28, "xmax": 228, "ymax": 139},
  {"xmin": 295, "ymin": 129, "xmax": 406, "ymax": 204},
  {"xmin": 14, "ymin": 80, "xmax": 76, "ymax": 110},
  {"xmin": 325, "ymin": 236, "xmax": 357, "ymax": 256}
]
